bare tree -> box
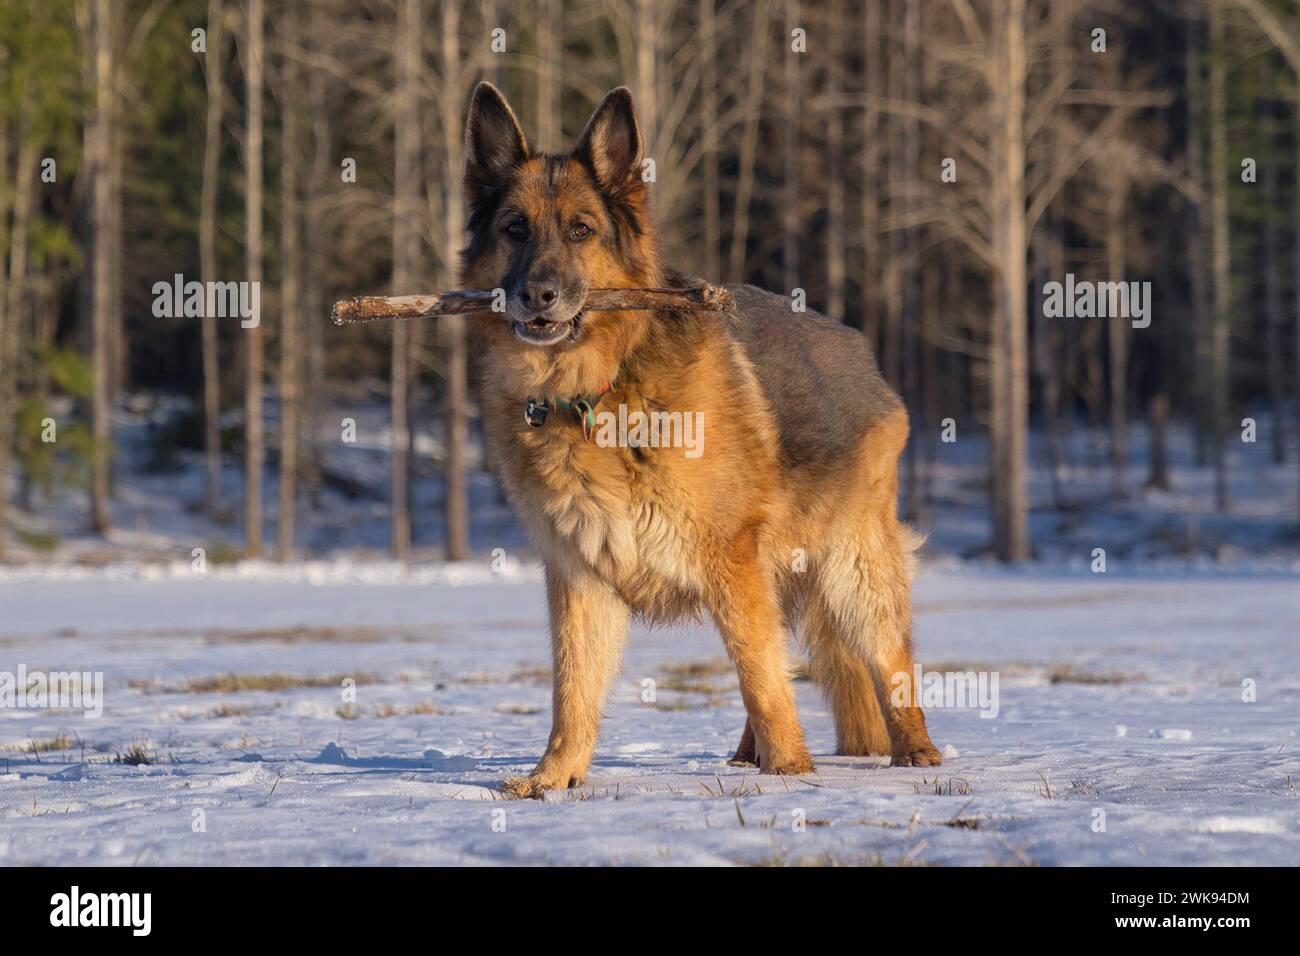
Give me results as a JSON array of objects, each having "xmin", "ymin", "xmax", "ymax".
[
  {"xmin": 1208, "ymin": 0, "xmax": 1231, "ymax": 511},
  {"xmin": 823, "ymin": 0, "xmax": 846, "ymax": 324},
  {"xmin": 107, "ymin": 1, "xmax": 125, "ymax": 437},
  {"xmin": 200, "ymin": 0, "xmax": 227, "ymax": 511},
  {"xmin": 0, "ymin": 94, "xmax": 9, "ymax": 556},
  {"xmin": 727, "ymin": 0, "xmax": 771, "ymax": 282},
  {"xmin": 242, "ymin": 0, "xmax": 265, "ymax": 555},
  {"xmin": 537, "ymin": 0, "xmax": 561, "ymax": 152},
  {"xmin": 89, "ymin": 0, "xmax": 114, "ymax": 534},
  {"xmin": 781, "ymin": 0, "xmax": 800, "ymax": 293},
  {"xmin": 635, "ymin": 0, "xmax": 659, "ymax": 164},
  {"xmin": 988, "ymin": 0, "xmax": 1030, "ymax": 560},
  {"xmin": 390, "ymin": 0, "xmax": 420, "ymax": 560},
  {"xmin": 0, "ymin": 80, "xmax": 33, "ymax": 556},
  {"xmin": 302, "ymin": 4, "xmax": 332, "ymax": 512},
  {"xmin": 438, "ymin": 0, "xmax": 470, "ymax": 560},
  {"xmin": 1262, "ymin": 106, "xmax": 1286, "ymax": 464},
  {"xmin": 1229, "ymin": 0, "xmax": 1300, "ymax": 515},
  {"xmin": 1105, "ymin": 161, "xmax": 1131, "ymax": 492},
  {"xmin": 699, "ymin": 0, "xmax": 720, "ymax": 281},
  {"xmin": 859, "ymin": 0, "xmax": 883, "ymax": 345},
  {"xmin": 1186, "ymin": 4, "xmax": 1212, "ymax": 467},
  {"xmin": 899, "ymin": 0, "xmax": 922, "ymax": 521},
  {"xmin": 277, "ymin": 2, "xmax": 305, "ymax": 560}
]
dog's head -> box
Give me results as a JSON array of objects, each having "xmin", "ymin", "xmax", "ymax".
[{"xmin": 459, "ymin": 83, "xmax": 659, "ymax": 355}]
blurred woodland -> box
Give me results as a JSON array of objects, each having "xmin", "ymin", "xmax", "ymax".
[{"xmin": 1, "ymin": 0, "xmax": 1299, "ymax": 564}]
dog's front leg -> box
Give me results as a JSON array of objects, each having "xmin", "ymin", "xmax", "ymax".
[{"xmin": 502, "ymin": 565, "xmax": 629, "ymax": 798}]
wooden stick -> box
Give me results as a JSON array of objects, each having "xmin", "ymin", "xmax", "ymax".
[{"xmin": 331, "ymin": 283, "xmax": 735, "ymax": 326}]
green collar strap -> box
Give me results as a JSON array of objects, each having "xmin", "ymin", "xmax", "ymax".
[{"xmin": 524, "ymin": 380, "xmax": 614, "ymax": 441}]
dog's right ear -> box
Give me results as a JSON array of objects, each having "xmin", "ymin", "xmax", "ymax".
[{"xmin": 464, "ymin": 82, "xmax": 529, "ymax": 208}]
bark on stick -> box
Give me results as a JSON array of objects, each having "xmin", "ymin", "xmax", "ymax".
[{"xmin": 331, "ymin": 284, "xmax": 735, "ymax": 325}]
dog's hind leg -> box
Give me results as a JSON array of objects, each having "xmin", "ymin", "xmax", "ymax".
[
  {"xmin": 805, "ymin": 598, "xmax": 891, "ymax": 756},
  {"xmin": 728, "ymin": 719, "xmax": 758, "ymax": 766},
  {"xmin": 502, "ymin": 565, "xmax": 629, "ymax": 798},
  {"xmin": 815, "ymin": 520, "xmax": 941, "ymax": 767}
]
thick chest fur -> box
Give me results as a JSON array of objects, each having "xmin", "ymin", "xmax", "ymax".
[{"xmin": 497, "ymin": 413, "xmax": 704, "ymax": 606}]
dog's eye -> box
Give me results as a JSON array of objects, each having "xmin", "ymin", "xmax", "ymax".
[
  {"xmin": 503, "ymin": 220, "xmax": 528, "ymax": 240},
  {"xmin": 569, "ymin": 223, "xmax": 593, "ymax": 241}
]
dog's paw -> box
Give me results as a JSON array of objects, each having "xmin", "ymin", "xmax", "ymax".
[
  {"xmin": 500, "ymin": 770, "xmax": 583, "ymax": 799},
  {"xmin": 890, "ymin": 746, "xmax": 943, "ymax": 768},
  {"xmin": 728, "ymin": 738, "xmax": 758, "ymax": 767},
  {"xmin": 500, "ymin": 775, "xmax": 550, "ymax": 799},
  {"xmin": 729, "ymin": 722, "xmax": 758, "ymax": 766},
  {"xmin": 759, "ymin": 749, "xmax": 816, "ymax": 775}
]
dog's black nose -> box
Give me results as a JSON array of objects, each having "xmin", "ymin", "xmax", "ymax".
[{"xmin": 521, "ymin": 280, "xmax": 559, "ymax": 310}]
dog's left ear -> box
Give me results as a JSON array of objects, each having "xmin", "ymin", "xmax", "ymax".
[{"xmin": 574, "ymin": 87, "xmax": 643, "ymax": 193}]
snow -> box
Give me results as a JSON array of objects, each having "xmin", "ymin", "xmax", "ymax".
[
  {"xmin": 1, "ymin": 397, "xmax": 1297, "ymax": 863},
  {"xmin": 2, "ymin": 567, "xmax": 1296, "ymax": 866}
]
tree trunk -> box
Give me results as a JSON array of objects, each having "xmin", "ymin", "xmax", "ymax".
[
  {"xmin": 1184, "ymin": 8, "xmax": 1211, "ymax": 467},
  {"xmin": 1295, "ymin": 79, "xmax": 1300, "ymax": 518},
  {"xmin": 441, "ymin": 0, "xmax": 470, "ymax": 560},
  {"xmin": 824, "ymin": 0, "xmax": 845, "ymax": 324},
  {"xmin": 537, "ymin": 0, "xmax": 560, "ymax": 153},
  {"xmin": 1208, "ymin": 1, "xmax": 1231, "ymax": 512},
  {"xmin": 881, "ymin": 1, "xmax": 906, "ymax": 388},
  {"xmin": 699, "ymin": 0, "xmax": 720, "ymax": 282},
  {"xmin": 0, "ymin": 110, "xmax": 9, "ymax": 559},
  {"xmin": 900, "ymin": 0, "xmax": 922, "ymax": 521},
  {"xmin": 277, "ymin": 3, "xmax": 304, "ymax": 561},
  {"xmin": 635, "ymin": 0, "xmax": 658, "ymax": 167},
  {"xmin": 389, "ymin": 0, "xmax": 420, "ymax": 560},
  {"xmin": 6, "ymin": 125, "xmax": 37, "ymax": 453},
  {"xmin": 108, "ymin": 0, "xmax": 125, "ymax": 439},
  {"xmin": 1037, "ymin": 0, "xmax": 1068, "ymax": 506},
  {"xmin": 726, "ymin": 0, "xmax": 770, "ymax": 283},
  {"xmin": 1148, "ymin": 393, "xmax": 1171, "ymax": 490},
  {"xmin": 989, "ymin": 0, "xmax": 1029, "ymax": 561},
  {"xmin": 90, "ymin": 0, "xmax": 114, "ymax": 534},
  {"xmin": 303, "ymin": 34, "xmax": 330, "ymax": 512},
  {"xmin": 781, "ymin": 0, "xmax": 800, "ymax": 293},
  {"xmin": 243, "ymin": 0, "xmax": 265, "ymax": 555},
  {"xmin": 0, "ymin": 111, "xmax": 33, "ymax": 557},
  {"xmin": 199, "ymin": 0, "xmax": 226, "ymax": 511},
  {"xmin": 920, "ymin": 254, "xmax": 941, "ymax": 509},
  {"xmin": 860, "ymin": 0, "xmax": 881, "ymax": 345},
  {"xmin": 1263, "ymin": 139, "xmax": 1285, "ymax": 463},
  {"xmin": 1106, "ymin": 177, "xmax": 1129, "ymax": 493},
  {"xmin": 1034, "ymin": 231, "xmax": 1065, "ymax": 508}
]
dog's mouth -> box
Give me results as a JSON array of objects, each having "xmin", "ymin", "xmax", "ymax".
[{"xmin": 511, "ymin": 310, "xmax": 584, "ymax": 346}]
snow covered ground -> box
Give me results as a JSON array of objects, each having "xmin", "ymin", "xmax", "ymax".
[{"xmin": 2, "ymin": 565, "xmax": 1296, "ymax": 866}]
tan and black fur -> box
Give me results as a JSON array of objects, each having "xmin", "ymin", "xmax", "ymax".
[{"xmin": 459, "ymin": 83, "xmax": 940, "ymax": 797}]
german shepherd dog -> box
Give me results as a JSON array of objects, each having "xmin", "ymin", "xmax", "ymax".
[{"xmin": 460, "ymin": 83, "xmax": 940, "ymax": 797}]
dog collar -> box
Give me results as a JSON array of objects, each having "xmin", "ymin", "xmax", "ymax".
[{"xmin": 524, "ymin": 381, "xmax": 613, "ymax": 441}]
